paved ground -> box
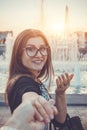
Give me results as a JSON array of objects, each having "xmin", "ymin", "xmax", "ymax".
[
  {"xmin": 67, "ymin": 106, "xmax": 87, "ymax": 130},
  {"xmin": 0, "ymin": 105, "xmax": 87, "ymax": 130}
]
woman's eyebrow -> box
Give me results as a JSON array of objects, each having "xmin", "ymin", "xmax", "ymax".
[{"xmin": 26, "ymin": 44, "xmax": 35, "ymax": 47}]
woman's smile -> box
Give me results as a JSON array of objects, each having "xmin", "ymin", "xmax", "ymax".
[{"xmin": 32, "ymin": 60, "xmax": 43, "ymax": 64}]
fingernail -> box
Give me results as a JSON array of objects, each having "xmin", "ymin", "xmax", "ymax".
[
  {"xmin": 45, "ymin": 118, "xmax": 50, "ymax": 123},
  {"xmin": 50, "ymin": 114, "xmax": 54, "ymax": 119},
  {"xmin": 40, "ymin": 116, "xmax": 44, "ymax": 121}
]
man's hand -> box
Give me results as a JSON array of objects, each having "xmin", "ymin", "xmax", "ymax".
[{"xmin": 5, "ymin": 102, "xmax": 45, "ymax": 130}]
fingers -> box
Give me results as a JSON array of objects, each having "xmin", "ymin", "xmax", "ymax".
[
  {"xmin": 69, "ymin": 73, "xmax": 74, "ymax": 80},
  {"xmin": 33, "ymin": 96, "xmax": 56, "ymax": 124},
  {"xmin": 48, "ymin": 99, "xmax": 58, "ymax": 115},
  {"xmin": 48, "ymin": 98, "xmax": 55, "ymax": 106},
  {"xmin": 56, "ymin": 73, "xmax": 74, "ymax": 94},
  {"xmin": 56, "ymin": 73, "xmax": 74, "ymax": 87},
  {"xmin": 34, "ymin": 107, "xmax": 44, "ymax": 121},
  {"xmin": 65, "ymin": 73, "xmax": 74, "ymax": 85}
]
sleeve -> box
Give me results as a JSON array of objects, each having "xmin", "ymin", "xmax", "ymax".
[{"xmin": 8, "ymin": 77, "xmax": 41, "ymax": 113}]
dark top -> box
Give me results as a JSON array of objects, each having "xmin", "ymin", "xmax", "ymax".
[
  {"xmin": 8, "ymin": 76, "xmax": 66, "ymax": 129},
  {"xmin": 8, "ymin": 76, "xmax": 51, "ymax": 113}
]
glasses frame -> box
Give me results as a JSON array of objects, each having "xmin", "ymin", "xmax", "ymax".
[{"xmin": 23, "ymin": 45, "xmax": 49, "ymax": 57}]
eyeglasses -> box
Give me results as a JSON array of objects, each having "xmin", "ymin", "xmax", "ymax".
[{"xmin": 23, "ymin": 45, "xmax": 49, "ymax": 57}]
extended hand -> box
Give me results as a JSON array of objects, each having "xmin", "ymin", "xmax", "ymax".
[
  {"xmin": 55, "ymin": 73, "xmax": 74, "ymax": 95},
  {"xmin": 33, "ymin": 96, "xmax": 58, "ymax": 124},
  {"xmin": 5, "ymin": 102, "xmax": 45, "ymax": 130}
]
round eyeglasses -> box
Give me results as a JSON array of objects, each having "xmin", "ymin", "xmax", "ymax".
[{"xmin": 23, "ymin": 45, "xmax": 49, "ymax": 57}]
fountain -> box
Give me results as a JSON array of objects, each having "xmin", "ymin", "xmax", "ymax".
[
  {"xmin": 0, "ymin": 31, "xmax": 13, "ymax": 93},
  {"xmin": 0, "ymin": 31, "xmax": 13, "ymax": 60}
]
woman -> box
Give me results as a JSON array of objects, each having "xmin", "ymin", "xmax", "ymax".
[{"xmin": 5, "ymin": 29, "xmax": 73, "ymax": 130}]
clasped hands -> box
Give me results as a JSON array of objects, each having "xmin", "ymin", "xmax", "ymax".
[{"xmin": 12, "ymin": 98, "xmax": 58, "ymax": 130}]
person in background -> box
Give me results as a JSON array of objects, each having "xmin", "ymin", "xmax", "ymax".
[{"xmin": 5, "ymin": 29, "xmax": 74, "ymax": 130}]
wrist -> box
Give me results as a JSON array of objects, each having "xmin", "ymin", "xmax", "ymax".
[
  {"xmin": 5, "ymin": 117, "xmax": 21, "ymax": 130},
  {"xmin": 55, "ymin": 91, "xmax": 66, "ymax": 97}
]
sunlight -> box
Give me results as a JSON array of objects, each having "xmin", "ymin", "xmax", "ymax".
[{"xmin": 49, "ymin": 22, "xmax": 64, "ymax": 34}]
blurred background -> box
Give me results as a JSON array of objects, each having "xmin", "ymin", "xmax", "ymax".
[{"xmin": 0, "ymin": 0, "xmax": 87, "ymax": 94}]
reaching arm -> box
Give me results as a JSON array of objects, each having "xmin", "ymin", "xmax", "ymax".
[
  {"xmin": 0, "ymin": 102, "xmax": 45, "ymax": 130},
  {"xmin": 55, "ymin": 73, "xmax": 74, "ymax": 123}
]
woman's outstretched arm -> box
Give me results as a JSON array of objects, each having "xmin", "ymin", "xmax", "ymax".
[{"xmin": 55, "ymin": 73, "xmax": 74, "ymax": 123}]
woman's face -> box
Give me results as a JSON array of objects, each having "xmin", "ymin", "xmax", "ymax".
[{"xmin": 22, "ymin": 37, "xmax": 48, "ymax": 76}]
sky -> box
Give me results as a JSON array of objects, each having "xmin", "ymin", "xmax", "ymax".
[{"xmin": 0, "ymin": 0, "xmax": 87, "ymax": 36}]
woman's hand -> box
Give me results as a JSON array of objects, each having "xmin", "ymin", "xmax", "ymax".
[
  {"xmin": 55, "ymin": 73, "xmax": 74, "ymax": 95},
  {"xmin": 33, "ymin": 96, "xmax": 58, "ymax": 124}
]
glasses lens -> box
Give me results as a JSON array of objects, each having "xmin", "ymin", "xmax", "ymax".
[
  {"xmin": 26, "ymin": 46, "xmax": 37, "ymax": 56},
  {"xmin": 25, "ymin": 46, "xmax": 48, "ymax": 56},
  {"xmin": 40, "ymin": 46, "xmax": 48, "ymax": 56}
]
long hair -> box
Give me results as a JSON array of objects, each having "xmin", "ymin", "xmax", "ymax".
[{"xmin": 5, "ymin": 29, "xmax": 54, "ymax": 103}]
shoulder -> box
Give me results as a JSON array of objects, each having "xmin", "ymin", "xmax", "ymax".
[
  {"xmin": 16, "ymin": 76, "xmax": 37, "ymax": 85},
  {"xmin": 10, "ymin": 76, "xmax": 41, "ymax": 94},
  {"xmin": 8, "ymin": 76, "xmax": 41, "ymax": 112},
  {"xmin": 12, "ymin": 76, "xmax": 40, "ymax": 90}
]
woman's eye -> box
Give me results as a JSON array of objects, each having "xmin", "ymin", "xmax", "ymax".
[
  {"xmin": 41, "ymin": 48, "xmax": 45, "ymax": 51},
  {"xmin": 28, "ymin": 47, "xmax": 35, "ymax": 51},
  {"xmin": 40, "ymin": 47, "xmax": 46, "ymax": 51}
]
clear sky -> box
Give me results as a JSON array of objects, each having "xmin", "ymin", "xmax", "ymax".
[{"xmin": 0, "ymin": 0, "xmax": 87, "ymax": 36}]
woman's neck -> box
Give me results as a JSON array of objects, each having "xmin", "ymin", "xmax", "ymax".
[{"xmin": 30, "ymin": 70, "xmax": 40, "ymax": 82}]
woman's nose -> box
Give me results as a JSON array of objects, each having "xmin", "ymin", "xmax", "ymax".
[{"xmin": 35, "ymin": 50, "xmax": 42, "ymax": 57}]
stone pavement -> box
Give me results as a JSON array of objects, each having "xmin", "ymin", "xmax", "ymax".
[{"xmin": 67, "ymin": 106, "xmax": 87, "ymax": 130}]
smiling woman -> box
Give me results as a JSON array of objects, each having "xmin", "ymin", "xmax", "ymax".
[{"xmin": 4, "ymin": 28, "xmax": 74, "ymax": 130}]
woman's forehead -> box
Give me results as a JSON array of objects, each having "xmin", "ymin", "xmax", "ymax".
[{"xmin": 26, "ymin": 37, "xmax": 46, "ymax": 46}]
